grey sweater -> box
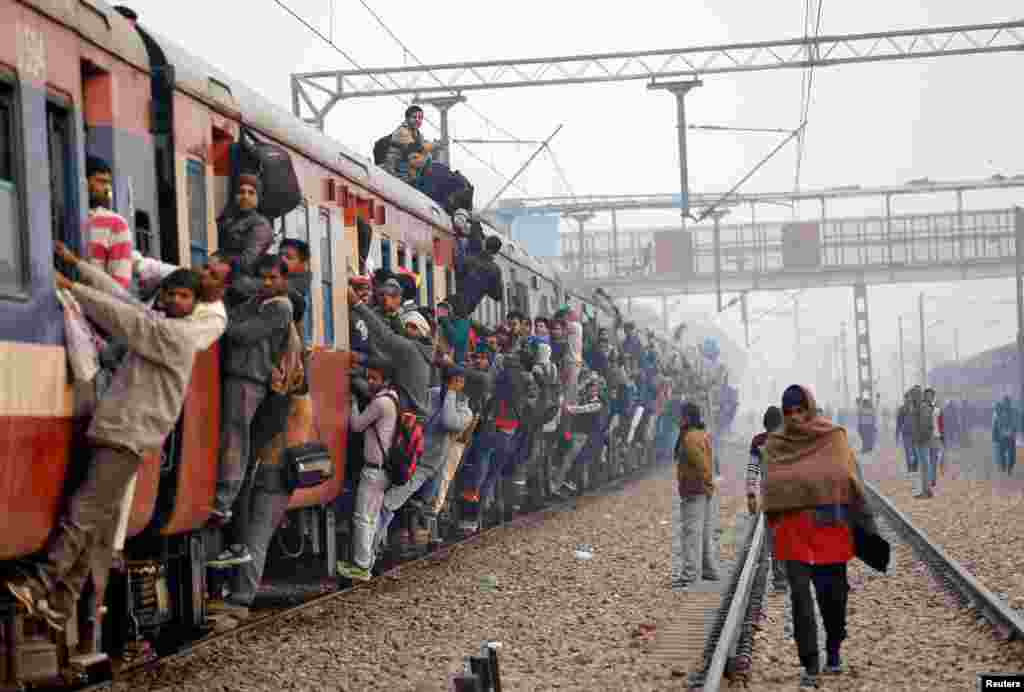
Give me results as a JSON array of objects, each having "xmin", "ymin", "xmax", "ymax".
[
  {"xmin": 418, "ymin": 386, "xmax": 473, "ymax": 472},
  {"xmin": 70, "ymin": 283, "xmax": 200, "ymax": 458},
  {"xmin": 351, "ymin": 302, "xmax": 432, "ymax": 415}
]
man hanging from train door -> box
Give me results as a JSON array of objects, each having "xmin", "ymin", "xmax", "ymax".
[{"xmin": 6, "ymin": 260, "xmax": 222, "ymax": 632}]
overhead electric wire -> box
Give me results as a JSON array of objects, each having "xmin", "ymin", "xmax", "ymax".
[
  {"xmin": 271, "ymin": 0, "xmax": 528, "ymax": 193},
  {"xmin": 793, "ymin": 0, "xmax": 825, "ymax": 197},
  {"xmin": 351, "ymin": 0, "xmax": 527, "ymax": 144},
  {"xmin": 545, "ymin": 148, "xmax": 576, "ymax": 199}
]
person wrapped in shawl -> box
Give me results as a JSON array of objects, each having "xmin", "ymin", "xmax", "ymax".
[{"xmin": 761, "ymin": 384, "xmax": 878, "ymax": 685}]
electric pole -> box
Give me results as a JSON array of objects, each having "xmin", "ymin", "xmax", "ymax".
[
  {"xmin": 898, "ymin": 315, "xmax": 906, "ymax": 395},
  {"xmin": 918, "ymin": 292, "xmax": 927, "ymax": 386},
  {"xmin": 841, "ymin": 321, "xmax": 851, "ymax": 411}
]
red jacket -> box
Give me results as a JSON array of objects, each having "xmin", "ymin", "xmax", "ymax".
[{"xmin": 768, "ymin": 509, "xmax": 854, "ymax": 565}]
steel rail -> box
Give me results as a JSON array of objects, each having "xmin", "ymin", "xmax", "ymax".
[
  {"xmin": 696, "ymin": 513, "xmax": 765, "ymax": 692},
  {"xmin": 864, "ymin": 481, "xmax": 1024, "ymax": 641}
]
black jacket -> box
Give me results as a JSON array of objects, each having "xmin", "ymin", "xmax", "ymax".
[
  {"xmin": 223, "ymin": 295, "xmax": 292, "ymax": 385},
  {"xmin": 219, "ymin": 210, "xmax": 273, "ymax": 276}
]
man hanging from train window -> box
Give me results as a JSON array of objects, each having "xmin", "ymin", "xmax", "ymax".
[
  {"xmin": 342, "ymin": 363, "xmax": 473, "ymax": 574},
  {"xmin": 349, "ymin": 281, "xmax": 432, "ymax": 416},
  {"xmin": 6, "ymin": 262, "xmax": 216, "ymax": 632},
  {"xmin": 50, "ymin": 243, "xmax": 230, "ymax": 617},
  {"xmin": 208, "ymin": 240, "xmax": 313, "ymax": 622},
  {"xmin": 84, "ymin": 155, "xmax": 134, "ymax": 290},
  {"xmin": 219, "ymin": 173, "xmax": 274, "ymax": 303},
  {"xmin": 453, "ymin": 219, "xmax": 503, "ymax": 320},
  {"xmin": 209, "ymin": 254, "xmax": 293, "ymax": 567}
]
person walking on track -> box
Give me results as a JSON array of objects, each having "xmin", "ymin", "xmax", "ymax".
[
  {"xmin": 762, "ymin": 384, "xmax": 876, "ymax": 689},
  {"xmin": 747, "ymin": 405, "xmax": 788, "ymax": 592}
]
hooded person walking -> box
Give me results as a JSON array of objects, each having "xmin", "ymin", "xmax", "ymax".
[{"xmin": 762, "ymin": 385, "xmax": 877, "ymax": 689}]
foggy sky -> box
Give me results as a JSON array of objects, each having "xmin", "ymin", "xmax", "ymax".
[{"xmin": 123, "ymin": 0, "xmax": 1024, "ymax": 411}]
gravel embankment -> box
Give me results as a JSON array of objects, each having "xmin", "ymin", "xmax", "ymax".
[
  {"xmin": 748, "ymin": 440, "xmax": 1024, "ymax": 691},
  {"xmin": 866, "ymin": 441, "xmax": 1024, "ymax": 611},
  {"xmin": 115, "ymin": 457, "xmax": 748, "ymax": 692}
]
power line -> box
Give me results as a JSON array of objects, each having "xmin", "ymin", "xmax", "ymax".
[
  {"xmin": 545, "ymin": 147, "xmax": 576, "ymax": 199},
  {"xmin": 793, "ymin": 0, "xmax": 825, "ymax": 198},
  {"xmin": 271, "ymin": 0, "xmax": 528, "ymax": 193},
  {"xmin": 352, "ymin": 0, "xmax": 525, "ymax": 144}
]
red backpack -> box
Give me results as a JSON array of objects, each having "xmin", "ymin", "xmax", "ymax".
[{"xmin": 373, "ymin": 390, "xmax": 425, "ymax": 485}]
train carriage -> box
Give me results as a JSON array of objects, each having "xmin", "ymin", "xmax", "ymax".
[{"xmin": 0, "ymin": 1, "xmax": 702, "ymax": 687}]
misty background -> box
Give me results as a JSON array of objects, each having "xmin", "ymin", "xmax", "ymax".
[{"xmin": 124, "ymin": 0, "xmax": 1024, "ymax": 414}]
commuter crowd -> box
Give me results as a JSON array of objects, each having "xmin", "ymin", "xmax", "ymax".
[{"xmin": 6, "ymin": 153, "xmax": 738, "ymax": 641}]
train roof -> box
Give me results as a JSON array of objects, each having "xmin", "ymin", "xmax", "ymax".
[
  {"xmin": 135, "ymin": 19, "xmax": 452, "ymax": 233},
  {"xmin": 103, "ymin": 4, "xmax": 568, "ymax": 293},
  {"xmin": 28, "ymin": 0, "xmax": 150, "ymax": 71}
]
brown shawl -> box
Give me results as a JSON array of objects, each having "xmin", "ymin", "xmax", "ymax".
[{"xmin": 761, "ymin": 385, "xmax": 866, "ymax": 514}]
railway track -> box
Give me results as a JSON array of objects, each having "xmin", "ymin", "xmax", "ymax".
[
  {"xmin": 78, "ymin": 456, "xmax": 661, "ymax": 692},
  {"xmin": 692, "ymin": 480, "xmax": 1024, "ymax": 692}
]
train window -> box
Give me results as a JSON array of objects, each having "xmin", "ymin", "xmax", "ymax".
[
  {"xmin": 425, "ymin": 256, "xmax": 435, "ymax": 309},
  {"xmin": 380, "ymin": 237, "xmax": 391, "ymax": 271},
  {"xmin": 46, "ymin": 105, "xmax": 72, "ymax": 248},
  {"xmin": 0, "ymin": 87, "xmax": 24, "ymax": 293},
  {"xmin": 515, "ymin": 282, "xmax": 529, "ymax": 315},
  {"xmin": 411, "ymin": 253, "xmax": 421, "ymax": 302},
  {"xmin": 286, "ymin": 203, "xmax": 309, "ymax": 244},
  {"xmin": 186, "ymin": 159, "xmax": 207, "ymax": 267},
  {"xmin": 135, "ymin": 211, "xmax": 154, "ymax": 257},
  {"xmin": 319, "ymin": 208, "xmax": 333, "ymax": 346}
]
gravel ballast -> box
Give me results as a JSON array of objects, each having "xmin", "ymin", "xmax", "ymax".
[
  {"xmin": 114, "ymin": 458, "xmax": 747, "ymax": 692},
  {"xmin": 747, "ymin": 441, "xmax": 1024, "ymax": 691}
]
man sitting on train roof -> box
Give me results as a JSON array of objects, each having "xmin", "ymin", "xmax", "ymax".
[
  {"xmin": 218, "ymin": 173, "xmax": 274, "ymax": 301},
  {"xmin": 210, "ymin": 254, "xmax": 294, "ymax": 567},
  {"xmin": 7, "ymin": 261, "xmax": 218, "ymax": 632},
  {"xmin": 383, "ymin": 105, "xmax": 443, "ymax": 185},
  {"xmin": 84, "ymin": 155, "xmax": 134, "ymax": 291}
]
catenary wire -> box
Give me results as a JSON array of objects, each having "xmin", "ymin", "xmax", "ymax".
[{"xmin": 271, "ymin": 0, "xmax": 528, "ymax": 194}]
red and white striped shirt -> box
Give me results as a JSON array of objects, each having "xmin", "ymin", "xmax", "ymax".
[{"xmin": 86, "ymin": 207, "xmax": 133, "ymax": 289}]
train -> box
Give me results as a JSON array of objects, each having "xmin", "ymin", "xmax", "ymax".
[{"xmin": 0, "ymin": 1, "xmax": 730, "ymax": 688}]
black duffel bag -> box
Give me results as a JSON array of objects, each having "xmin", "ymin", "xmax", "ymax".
[
  {"xmin": 282, "ymin": 441, "xmax": 333, "ymax": 493},
  {"xmin": 228, "ymin": 127, "xmax": 303, "ymax": 220}
]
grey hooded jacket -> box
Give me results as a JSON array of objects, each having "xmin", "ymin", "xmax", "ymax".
[
  {"xmin": 351, "ymin": 302, "xmax": 432, "ymax": 415},
  {"xmin": 418, "ymin": 386, "xmax": 473, "ymax": 473}
]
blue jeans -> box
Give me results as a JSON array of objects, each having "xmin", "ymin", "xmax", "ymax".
[
  {"xmin": 912, "ymin": 446, "xmax": 932, "ymax": 494},
  {"xmin": 901, "ymin": 437, "xmax": 915, "ymax": 472},
  {"xmin": 351, "ymin": 466, "xmax": 391, "ymax": 569},
  {"xmin": 478, "ymin": 429, "xmax": 529, "ymax": 504},
  {"xmin": 994, "ymin": 437, "xmax": 1015, "ymax": 472}
]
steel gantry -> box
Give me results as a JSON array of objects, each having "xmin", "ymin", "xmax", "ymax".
[
  {"xmin": 291, "ymin": 14, "xmax": 1024, "ymax": 419},
  {"xmin": 292, "ymin": 19, "xmax": 1024, "ymax": 106}
]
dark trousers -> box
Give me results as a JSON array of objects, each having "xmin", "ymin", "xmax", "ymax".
[
  {"xmin": 215, "ymin": 377, "xmax": 268, "ymax": 516},
  {"xmin": 786, "ymin": 560, "xmax": 849, "ymax": 672},
  {"xmin": 24, "ymin": 445, "xmax": 143, "ymax": 611}
]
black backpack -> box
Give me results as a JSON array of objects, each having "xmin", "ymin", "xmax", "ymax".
[
  {"xmin": 225, "ymin": 127, "xmax": 302, "ymax": 221},
  {"xmin": 373, "ymin": 134, "xmax": 392, "ymax": 166}
]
